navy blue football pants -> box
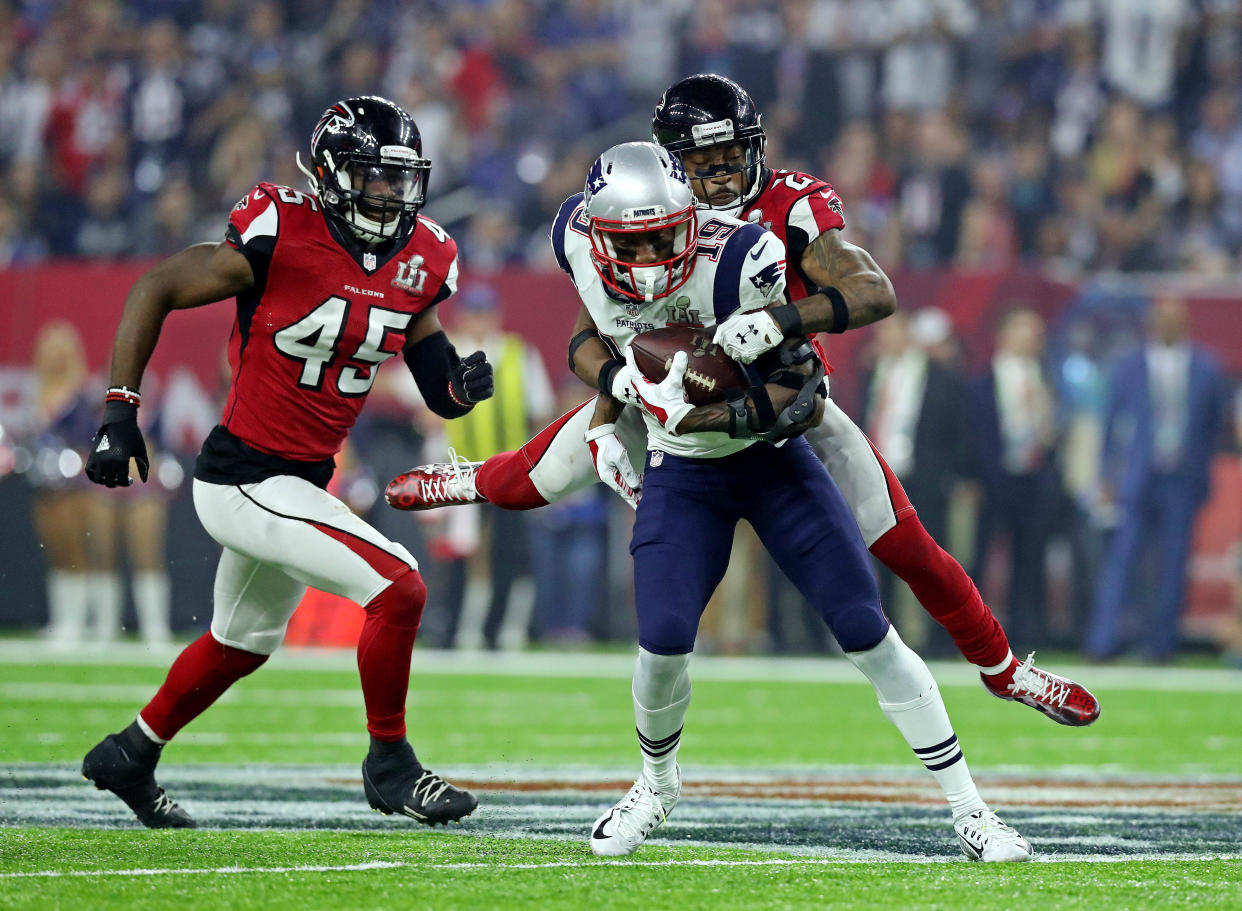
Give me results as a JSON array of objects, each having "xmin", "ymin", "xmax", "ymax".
[{"xmin": 630, "ymin": 437, "xmax": 889, "ymax": 656}]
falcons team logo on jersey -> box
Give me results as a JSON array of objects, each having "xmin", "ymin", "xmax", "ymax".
[
  {"xmin": 824, "ymin": 193, "xmax": 844, "ymax": 217},
  {"xmin": 392, "ymin": 254, "xmax": 427, "ymax": 293}
]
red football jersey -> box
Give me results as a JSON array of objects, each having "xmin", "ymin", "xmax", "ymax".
[
  {"xmin": 739, "ymin": 169, "xmax": 846, "ymax": 302},
  {"xmin": 222, "ymin": 183, "xmax": 458, "ymax": 461}
]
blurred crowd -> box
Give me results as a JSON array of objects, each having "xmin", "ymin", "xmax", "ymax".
[
  {"xmin": 2, "ymin": 0, "xmax": 1242, "ymax": 663},
  {"xmin": 4, "ymin": 0, "xmax": 1242, "ymax": 275}
]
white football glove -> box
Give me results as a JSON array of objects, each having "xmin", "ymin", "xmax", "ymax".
[
  {"xmin": 607, "ymin": 357, "xmax": 643, "ymax": 405},
  {"xmin": 712, "ymin": 308, "xmax": 783, "ymax": 363},
  {"xmin": 623, "ymin": 347, "xmax": 694, "ymax": 434},
  {"xmin": 585, "ymin": 422, "xmax": 641, "ymax": 509}
]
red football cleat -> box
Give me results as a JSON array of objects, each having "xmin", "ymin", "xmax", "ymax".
[
  {"xmin": 385, "ymin": 449, "xmax": 485, "ymax": 511},
  {"xmin": 981, "ymin": 653, "xmax": 1101, "ymax": 727}
]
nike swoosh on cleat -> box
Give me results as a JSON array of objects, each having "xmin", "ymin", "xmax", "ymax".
[
  {"xmin": 749, "ymin": 240, "xmax": 768, "ymax": 260},
  {"xmin": 591, "ymin": 814, "xmax": 613, "ymax": 839},
  {"xmin": 958, "ymin": 833, "xmax": 984, "ymax": 859},
  {"xmin": 402, "ymin": 804, "xmax": 428, "ymax": 820}
]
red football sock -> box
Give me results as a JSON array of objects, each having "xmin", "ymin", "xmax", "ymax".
[
  {"xmin": 869, "ymin": 515, "xmax": 1011, "ymax": 669},
  {"xmin": 357, "ymin": 570, "xmax": 427, "ymax": 741},
  {"xmin": 474, "ymin": 450, "xmax": 548, "ymax": 509},
  {"xmin": 140, "ymin": 632, "xmax": 269, "ymax": 741}
]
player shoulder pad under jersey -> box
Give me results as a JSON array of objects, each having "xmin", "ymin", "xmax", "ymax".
[
  {"xmin": 226, "ymin": 183, "xmax": 283, "ymax": 260},
  {"xmin": 550, "ymin": 191, "xmax": 586, "ymax": 277},
  {"xmin": 404, "ymin": 214, "xmax": 460, "ymax": 304},
  {"xmin": 704, "ymin": 217, "xmax": 787, "ymax": 323},
  {"xmin": 764, "ymin": 170, "xmax": 846, "ymax": 242}
]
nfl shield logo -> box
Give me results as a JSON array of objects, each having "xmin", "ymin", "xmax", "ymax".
[
  {"xmin": 363, "ymin": 252, "xmax": 376, "ymax": 270},
  {"xmin": 650, "ymin": 450, "xmax": 664, "ymax": 467}
]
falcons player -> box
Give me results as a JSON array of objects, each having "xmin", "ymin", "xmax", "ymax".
[
  {"xmin": 80, "ymin": 97, "xmax": 490, "ymax": 828},
  {"xmin": 389, "ymin": 75, "xmax": 1099, "ymax": 729},
  {"xmin": 560, "ymin": 142, "xmax": 1030, "ymax": 861}
]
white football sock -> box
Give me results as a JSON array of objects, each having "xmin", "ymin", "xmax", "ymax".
[
  {"xmin": 979, "ymin": 650, "xmax": 1016, "ymax": 676},
  {"xmin": 46, "ymin": 570, "xmax": 89, "ymax": 645},
  {"xmin": 632, "ymin": 647, "xmax": 691, "ymax": 794},
  {"xmin": 847, "ymin": 627, "xmax": 987, "ymax": 820},
  {"xmin": 135, "ymin": 714, "xmax": 168, "ymax": 744},
  {"xmin": 133, "ymin": 570, "xmax": 172, "ymax": 646},
  {"xmin": 87, "ymin": 571, "xmax": 123, "ymax": 643}
]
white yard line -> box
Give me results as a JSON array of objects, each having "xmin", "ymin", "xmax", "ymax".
[
  {"xmin": 3, "ymin": 854, "xmax": 1241, "ymax": 879},
  {"xmin": 1, "ymin": 639, "xmax": 1240, "ymax": 691}
]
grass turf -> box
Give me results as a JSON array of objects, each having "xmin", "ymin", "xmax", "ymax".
[
  {"xmin": 2, "ymin": 650, "xmax": 1240, "ymax": 910},
  {"xmin": 2, "ymin": 831, "xmax": 1240, "ymax": 911}
]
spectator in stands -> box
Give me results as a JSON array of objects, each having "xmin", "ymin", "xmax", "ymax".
[
  {"xmin": 861, "ymin": 309, "xmax": 970, "ymax": 652},
  {"xmin": 425, "ymin": 284, "xmax": 554, "ymax": 651},
  {"xmin": 27, "ymin": 321, "xmax": 109, "ymax": 646},
  {"xmin": 970, "ymin": 307, "xmax": 1060, "ymax": 650},
  {"xmin": 1086, "ymin": 297, "xmax": 1226, "ymax": 661}
]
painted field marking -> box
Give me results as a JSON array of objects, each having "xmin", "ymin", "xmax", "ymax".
[
  {"xmin": 5, "ymin": 854, "xmax": 1242, "ymax": 880},
  {"xmin": 2, "ymin": 640, "xmax": 1241, "ymax": 692}
]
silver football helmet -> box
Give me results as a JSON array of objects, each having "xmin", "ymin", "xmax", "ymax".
[{"xmin": 582, "ymin": 142, "xmax": 698, "ymax": 302}]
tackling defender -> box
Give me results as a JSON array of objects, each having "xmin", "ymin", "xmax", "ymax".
[
  {"xmin": 563, "ymin": 141, "xmax": 1030, "ymax": 861},
  {"xmin": 80, "ymin": 97, "xmax": 488, "ymax": 828},
  {"xmin": 389, "ymin": 74, "xmax": 1099, "ymax": 728}
]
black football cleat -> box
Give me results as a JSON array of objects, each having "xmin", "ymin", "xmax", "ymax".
[
  {"xmin": 362, "ymin": 738, "xmax": 477, "ymax": 826},
  {"xmin": 82, "ymin": 723, "xmax": 196, "ymax": 829}
]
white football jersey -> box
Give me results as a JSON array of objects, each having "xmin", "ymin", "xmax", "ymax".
[{"xmin": 551, "ymin": 192, "xmax": 788, "ymax": 458}]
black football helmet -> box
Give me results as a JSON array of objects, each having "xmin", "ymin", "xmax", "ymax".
[
  {"xmin": 296, "ymin": 95, "xmax": 430, "ymax": 244},
  {"xmin": 652, "ymin": 74, "xmax": 766, "ymax": 210}
]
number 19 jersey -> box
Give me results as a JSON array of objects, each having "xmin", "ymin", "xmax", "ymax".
[{"xmin": 219, "ymin": 182, "xmax": 458, "ymax": 463}]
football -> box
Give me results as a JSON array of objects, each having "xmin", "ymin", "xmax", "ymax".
[{"xmin": 628, "ymin": 325, "xmax": 749, "ymax": 405}]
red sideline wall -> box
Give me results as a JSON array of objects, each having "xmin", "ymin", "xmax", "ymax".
[
  {"xmin": 3, "ymin": 261, "xmax": 1239, "ymax": 630},
  {"xmin": 5, "ymin": 261, "xmax": 1239, "ymax": 395}
]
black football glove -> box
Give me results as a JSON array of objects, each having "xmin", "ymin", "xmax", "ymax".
[
  {"xmin": 85, "ymin": 400, "xmax": 149, "ymax": 488},
  {"xmin": 448, "ymin": 350, "xmax": 494, "ymax": 405}
]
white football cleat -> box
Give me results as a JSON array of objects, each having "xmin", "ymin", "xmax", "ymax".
[
  {"xmin": 954, "ymin": 809, "xmax": 1033, "ymax": 862},
  {"xmin": 589, "ymin": 768, "xmax": 680, "ymax": 857}
]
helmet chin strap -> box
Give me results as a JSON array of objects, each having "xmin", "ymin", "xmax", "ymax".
[{"xmin": 643, "ymin": 274, "xmax": 655, "ymax": 303}]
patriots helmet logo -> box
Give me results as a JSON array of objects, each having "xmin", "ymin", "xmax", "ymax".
[
  {"xmin": 668, "ymin": 154, "xmax": 687, "ymax": 185},
  {"xmin": 586, "ymin": 158, "xmax": 608, "ymax": 196}
]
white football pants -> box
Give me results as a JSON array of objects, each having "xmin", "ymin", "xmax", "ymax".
[{"xmin": 193, "ymin": 476, "xmax": 419, "ymax": 655}]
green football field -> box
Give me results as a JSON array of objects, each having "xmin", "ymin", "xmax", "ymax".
[{"xmin": 1, "ymin": 640, "xmax": 1240, "ymax": 910}]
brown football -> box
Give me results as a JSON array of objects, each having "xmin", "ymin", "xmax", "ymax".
[{"xmin": 628, "ymin": 325, "xmax": 749, "ymax": 405}]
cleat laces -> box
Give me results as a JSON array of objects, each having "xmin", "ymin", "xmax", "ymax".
[
  {"xmin": 612, "ymin": 780, "xmax": 668, "ymax": 840},
  {"xmin": 151, "ymin": 789, "xmax": 179, "ymax": 817},
  {"xmin": 418, "ymin": 448, "xmax": 477, "ymax": 505},
  {"xmin": 410, "ymin": 770, "xmax": 452, "ymax": 807},
  {"xmin": 1008, "ymin": 652, "xmax": 1070, "ymax": 709}
]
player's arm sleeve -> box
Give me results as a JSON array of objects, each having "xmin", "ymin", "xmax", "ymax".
[
  {"xmin": 793, "ymin": 188, "xmax": 896, "ymax": 333},
  {"xmin": 402, "ymin": 307, "xmax": 473, "ymax": 419}
]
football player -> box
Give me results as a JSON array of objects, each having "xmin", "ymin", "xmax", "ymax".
[
  {"xmin": 388, "ymin": 74, "xmax": 1099, "ymax": 729},
  {"xmin": 79, "ymin": 97, "xmax": 490, "ymax": 829},
  {"xmin": 563, "ymin": 142, "xmax": 1031, "ymax": 861}
]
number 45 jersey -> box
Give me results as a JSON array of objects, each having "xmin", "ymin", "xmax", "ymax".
[
  {"xmin": 551, "ymin": 191, "xmax": 788, "ymax": 459},
  {"xmin": 220, "ymin": 182, "xmax": 458, "ymax": 462}
]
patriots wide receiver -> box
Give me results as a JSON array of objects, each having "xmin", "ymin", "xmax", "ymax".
[
  {"xmin": 555, "ymin": 141, "xmax": 1031, "ymax": 862},
  {"xmin": 389, "ymin": 74, "xmax": 1100, "ymax": 732}
]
